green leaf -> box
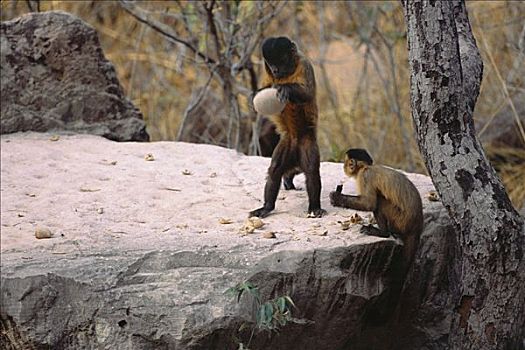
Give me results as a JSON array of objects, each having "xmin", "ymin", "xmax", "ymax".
[
  {"xmin": 284, "ymin": 296, "xmax": 296, "ymax": 309},
  {"xmin": 276, "ymin": 297, "xmax": 287, "ymax": 313}
]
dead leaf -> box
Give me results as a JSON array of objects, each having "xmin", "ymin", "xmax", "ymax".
[
  {"xmin": 164, "ymin": 187, "xmax": 181, "ymax": 192},
  {"xmin": 49, "ymin": 135, "xmax": 60, "ymax": 141},
  {"xmin": 80, "ymin": 187, "xmax": 101, "ymax": 192},
  {"xmin": 145, "ymin": 153, "xmax": 155, "ymax": 161},
  {"xmin": 219, "ymin": 218, "xmax": 233, "ymax": 224},
  {"xmin": 182, "ymin": 169, "xmax": 193, "ymax": 175},
  {"xmin": 209, "ymin": 172, "xmax": 217, "ymax": 178}
]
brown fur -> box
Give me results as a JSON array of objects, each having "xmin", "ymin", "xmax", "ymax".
[
  {"xmin": 331, "ymin": 154, "xmax": 424, "ymax": 266},
  {"xmin": 260, "ymin": 53, "xmax": 318, "ymax": 138},
  {"xmin": 250, "ymin": 37, "xmax": 325, "ymax": 218}
]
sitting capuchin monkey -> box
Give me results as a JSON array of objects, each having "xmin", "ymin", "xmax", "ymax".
[{"xmin": 329, "ymin": 148, "xmax": 424, "ymax": 268}]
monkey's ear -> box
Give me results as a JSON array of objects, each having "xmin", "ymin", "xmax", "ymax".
[{"xmin": 289, "ymin": 40, "xmax": 298, "ymax": 53}]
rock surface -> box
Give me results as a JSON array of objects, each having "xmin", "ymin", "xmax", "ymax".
[
  {"xmin": 0, "ymin": 11, "xmax": 149, "ymax": 142},
  {"xmin": 0, "ymin": 132, "xmax": 452, "ymax": 349}
]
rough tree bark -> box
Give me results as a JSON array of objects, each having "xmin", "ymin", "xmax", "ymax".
[{"xmin": 403, "ymin": 1, "xmax": 525, "ymax": 349}]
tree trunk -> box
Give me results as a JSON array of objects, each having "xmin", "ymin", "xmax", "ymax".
[{"xmin": 402, "ymin": 1, "xmax": 525, "ymax": 349}]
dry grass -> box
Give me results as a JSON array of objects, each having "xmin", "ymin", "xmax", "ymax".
[
  {"xmin": 485, "ymin": 146, "xmax": 525, "ymax": 210},
  {"xmin": 1, "ymin": 0, "xmax": 523, "ymax": 208}
]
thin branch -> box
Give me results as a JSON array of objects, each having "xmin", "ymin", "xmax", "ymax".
[
  {"xmin": 176, "ymin": 70, "xmax": 216, "ymax": 141},
  {"xmin": 475, "ymin": 13, "xmax": 525, "ymax": 145},
  {"xmin": 119, "ymin": 0, "xmax": 215, "ymax": 65}
]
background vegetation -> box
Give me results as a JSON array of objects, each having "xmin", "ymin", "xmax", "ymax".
[{"xmin": 1, "ymin": 0, "xmax": 523, "ymax": 208}]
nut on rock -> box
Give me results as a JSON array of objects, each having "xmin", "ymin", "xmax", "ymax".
[
  {"xmin": 35, "ymin": 227, "xmax": 53, "ymax": 239},
  {"xmin": 253, "ymin": 88, "xmax": 285, "ymax": 115}
]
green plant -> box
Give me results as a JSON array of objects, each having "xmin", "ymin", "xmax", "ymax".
[{"xmin": 226, "ymin": 281, "xmax": 307, "ymax": 349}]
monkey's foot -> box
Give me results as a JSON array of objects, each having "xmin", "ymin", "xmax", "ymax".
[
  {"xmin": 249, "ymin": 207, "xmax": 273, "ymax": 218},
  {"xmin": 307, "ymin": 208, "xmax": 327, "ymax": 218},
  {"xmin": 360, "ymin": 225, "xmax": 390, "ymax": 238}
]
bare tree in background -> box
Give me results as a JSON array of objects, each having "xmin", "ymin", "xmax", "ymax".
[
  {"xmin": 119, "ymin": 0, "xmax": 284, "ymax": 153},
  {"xmin": 403, "ymin": 1, "xmax": 524, "ymax": 349}
]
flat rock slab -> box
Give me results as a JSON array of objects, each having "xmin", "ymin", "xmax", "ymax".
[{"xmin": 0, "ymin": 132, "xmax": 437, "ymax": 349}]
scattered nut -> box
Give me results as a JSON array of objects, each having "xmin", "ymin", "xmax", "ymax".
[
  {"xmin": 240, "ymin": 217, "xmax": 265, "ymax": 235},
  {"xmin": 97, "ymin": 208, "xmax": 104, "ymax": 214},
  {"xmin": 145, "ymin": 153, "xmax": 155, "ymax": 161},
  {"xmin": 49, "ymin": 135, "xmax": 60, "ymax": 141},
  {"xmin": 350, "ymin": 213, "xmax": 364, "ymax": 224},
  {"xmin": 427, "ymin": 191, "xmax": 440, "ymax": 202},
  {"xmin": 366, "ymin": 213, "xmax": 377, "ymax": 225},
  {"xmin": 182, "ymin": 169, "xmax": 193, "ymax": 175},
  {"xmin": 262, "ymin": 231, "xmax": 276, "ymax": 239},
  {"xmin": 219, "ymin": 218, "xmax": 233, "ymax": 224},
  {"xmin": 35, "ymin": 227, "xmax": 53, "ymax": 239},
  {"xmin": 338, "ymin": 220, "xmax": 351, "ymax": 230},
  {"xmin": 101, "ymin": 159, "xmax": 117, "ymax": 166},
  {"xmin": 248, "ymin": 217, "xmax": 264, "ymax": 229},
  {"xmin": 209, "ymin": 172, "xmax": 217, "ymax": 178},
  {"xmin": 17, "ymin": 213, "xmax": 25, "ymax": 218}
]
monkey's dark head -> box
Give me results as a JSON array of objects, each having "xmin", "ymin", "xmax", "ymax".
[
  {"xmin": 344, "ymin": 148, "xmax": 373, "ymax": 177},
  {"xmin": 346, "ymin": 148, "xmax": 373, "ymax": 165},
  {"xmin": 262, "ymin": 36, "xmax": 298, "ymax": 79}
]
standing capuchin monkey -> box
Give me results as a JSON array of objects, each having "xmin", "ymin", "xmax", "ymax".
[
  {"xmin": 329, "ymin": 148, "xmax": 423, "ymax": 267},
  {"xmin": 249, "ymin": 36, "xmax": 326, "ymax": 218}
]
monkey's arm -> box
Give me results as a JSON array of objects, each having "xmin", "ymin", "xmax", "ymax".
[
  {"xmin": 275, "ymin": 83, "xmax": 313, "ymax": 104},
  {"xmin": 329, "ymin": 170, "xmax": 377, "ymax": 211},
  {"xmin": 329, "ymin": 192, "xmax": 377, "ymax": 211},
  {"xmin": 275, "ymin": 58, "xmax": 315, "ymax": 104}
]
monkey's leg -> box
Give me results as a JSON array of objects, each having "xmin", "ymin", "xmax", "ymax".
[
  {"xmin": 299, "ymin": 139, "xmax": 326, "ymax": 218},
  {"xmin": 360, "ymin": 209, "xmax": 391, "ymax": 237},
  {"xmin": 249, "ymin": 141, "xmax": 294, "ymax": 218}
]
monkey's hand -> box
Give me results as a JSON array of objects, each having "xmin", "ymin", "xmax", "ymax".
[
  {"xmin": 329, "ymin": 191, "xmax": 345, "ymax": 207},
  {"xmin": 275, "ymin": 83, "xmax": 311, "ymax": 104},
  {"xmin": 360, "ymin": 225, "xmax": 390, "ymax": 238}
]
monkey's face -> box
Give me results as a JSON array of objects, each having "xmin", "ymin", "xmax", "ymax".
[
  {"xmin": 344, "ymin": 156, "xmax": 359, "ymax": 177},
  {"xmin": 262, "ymin": 37, "xmax": 297, "ymax": 79}
]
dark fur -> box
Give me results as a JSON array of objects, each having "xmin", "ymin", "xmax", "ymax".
[{"xmin": 250, "ymin": 37, "xmax": 325, "ymax": 218}]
